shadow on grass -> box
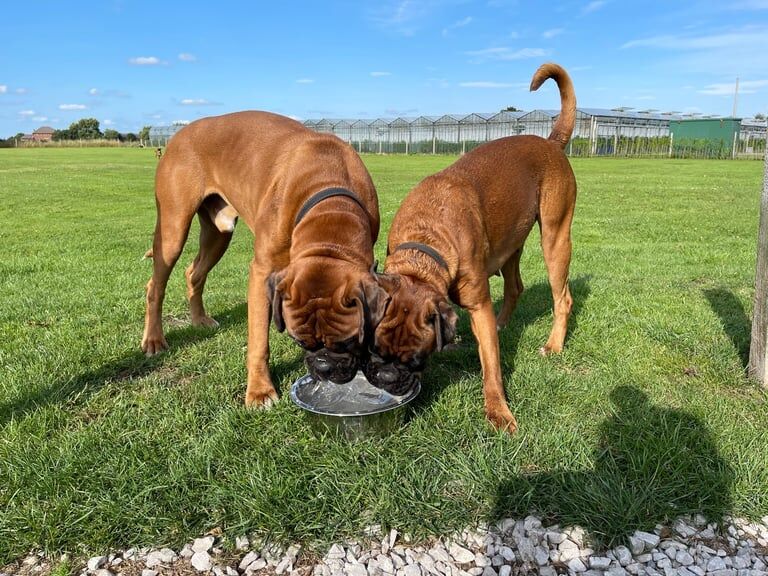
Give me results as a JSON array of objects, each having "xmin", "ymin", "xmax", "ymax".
[
  {"xmin": 412, "ymin": 275, "xmax": 592, "ymax": 414},
  {"xmin": 703, "ymin": 287, "xmax": 751, "ymax": 369},
  {"xmin": 0, "ymin": 303, "xmax": 249, "ymax": 428},
  {"xmin": 493, "ymin": 385, "xmax": 734, "ymax": 547}
]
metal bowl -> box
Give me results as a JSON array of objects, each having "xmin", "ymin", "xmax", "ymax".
[{"xmin": 290, "ymin": 370, "xmax": 420, "ymax": 441}]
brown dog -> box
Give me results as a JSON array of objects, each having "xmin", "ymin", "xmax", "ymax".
[
  {"xmin": 365, "ymin": 63, "xmax": 577, "ymax": 433},
  {"xmin": 141, "ymin": 111, "xmax": 388, "ymax": 406}
]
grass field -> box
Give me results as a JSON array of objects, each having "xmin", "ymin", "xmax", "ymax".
[{"xmin": 1, "ymin": 148, "xmax": 766, "ymax": 563}]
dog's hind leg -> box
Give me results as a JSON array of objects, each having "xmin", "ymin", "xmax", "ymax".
[
  {"xmin": 185, "ymin": 196, "xmax": 235, "ymax": 328},
  {"xmin": 141, "ymin": 171, "xmax": 199, "ymax": 356},
  {"xmin": 496, "ymin": 248, "xmax": 524, "ymax": 330},
  {"xmin": 539, "ymin": 205, "xmax": 574, "ymax": 356}
]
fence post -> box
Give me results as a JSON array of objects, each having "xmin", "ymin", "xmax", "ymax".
[
  {"xmin": 668, "ymin": 133, "xmax": 674, "ymax": 158},
  {"xmin": 749, "ymin": 147, "xmax": 768, "ymax": 386}
]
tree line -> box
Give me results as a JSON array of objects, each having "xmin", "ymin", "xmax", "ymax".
[{"xmin": 1, "ymin": 118, "xmax": 152, "ymax": 147}]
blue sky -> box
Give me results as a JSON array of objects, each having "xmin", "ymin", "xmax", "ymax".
[{"xmin": 1, "ymin": 0, "xmax": 766, "ymax": 136}]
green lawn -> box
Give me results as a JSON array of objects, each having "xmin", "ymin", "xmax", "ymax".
[{"xmin": 0, "ymin": 148, "xmax": 766, "ymax": 562}]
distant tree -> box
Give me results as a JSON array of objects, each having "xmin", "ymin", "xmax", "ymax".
[
  {"xmin": 104, "ymin": 128, "xmax": 120, "ymax": 140},
  {"xmin": 52, "ymin": 129, "xmax": 70, "ymax": 141},
  {"xmin": 0, "ymin": 133, "xmax": 25, "ymax": 147},
  {"xmin": 68, "ymin": 118, "xmax": 102, "ymax": 140},
  {"xmin": 139, "ymin": 125, "xmax": 151, "ymax": 146},
  {"xmin": 505, "ymin": 106, "xmax": 520, "ymax": 112},
  {"xmin": 756, "ymin": 113, "xmax": 766, "ymax": 120},
  {"xmin": 123, "ymin": 132, "xmax": 139, "ymax": 142}
]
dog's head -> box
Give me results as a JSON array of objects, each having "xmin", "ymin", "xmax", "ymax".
[
  {"xmin": 268, "ymin": 262, "xmax": 389, "ymax": 384},
  {"xmin": 364, "ymin": 274, "xmax": 457, "ymax": 394}
]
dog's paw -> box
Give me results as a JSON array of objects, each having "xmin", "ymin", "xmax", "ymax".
[
  {"xmin": 192, "ymin": 315, "xmax": 220, "ymax": 329},
  {"xmin": 538, "ymin": 343, "xmax": 563, "ymax": 356},
  {"xmin": 141, "ymin": 334, "xmax": 168, "ymax": 356},
  {"xmin": 244, "ymin": 388, "xmax": 279, "ymax": 409},
  {"xmin": 486, "ymin": 406, "xmax": 518, "ymax": 434}
]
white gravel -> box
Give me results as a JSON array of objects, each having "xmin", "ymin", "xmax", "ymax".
[{"xmin": 3, "ymin": 515, "xmax": 768, "ymax": 576}]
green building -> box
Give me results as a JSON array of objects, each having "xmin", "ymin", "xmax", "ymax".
[{"xmin": 669, "ymin": 118, "xmax": 741, "ymax": 158}]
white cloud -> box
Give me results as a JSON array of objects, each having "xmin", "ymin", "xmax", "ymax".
[
  {"xmin": 425, "ymin": 77, "xmax": 450, "ymax": 89},
  {"xmin": 459, "ymin": 81, "xmax": 526, "ymax": 88},
  {"xmin": 621, "ymin": 25, "xmax": 768, "ymax": 76},
  {"xmin": 89, "ymin": 88, "xmax": 99, "ymax": 95},
  {"xmin": 59, "ymin": 104, "xmax": 87, "ymax": 110},
  {"xmin": 369, "ymin": 0, "xmax": 442, "ymax": 36},
  {"xmin": 442, "ymin": 16, "xmax": 473, "ymax": 36},
  {"xmin": 178, "ymin": 53, "xmax": 196, "ymax": 62},
  {"xmin": 15, "ymin": 87, "xmax": 27, "ymax": 94},
  {"xmin": 295, "ymin": 78, "xmax": 314, "ymax": 84},
  {"xmin": 129, "ymin": 56, "xmax": 161, "ymax": 66},
  {"xmin": 582, "ymin": 1, "xmax": 607, "ymax": 14},
  {"xmin": 466, "ymin": 46, "xmax": 549, "ymax": 61},
  {"xmin": 19, "ymin": 110, "xmax": 35, "ymax": 116},
  {"xmin": 0, "ymin": 85, "xmax": 7, "ymax": 94},
  {"xmin": 370, "ymin": 71, "xmax": 392, "ymax": 77},
  {"xmin": 384, "ymin": 107, "xmax": 418, "ymax": 116},
  {"xmin": 622, "ymin": 27, "xmax": 768, "ymax": 50},
  {"xmin": 542, "ymin": 28, "xmax": 564, "ymax": 39},
  {"xmin": 179, "ymin": 98, "xmax": 218, "ymax": 105},
  {"xmin": 32, "ymin": 116, "xmax": 48, "ymax": 122},
  {"xmin": 698, "ymin": 79, "xmax": 768, "ymax": 95},
  {"xmin": 103, "ymin": 119, "xmax": 115, "ymax": 126}
]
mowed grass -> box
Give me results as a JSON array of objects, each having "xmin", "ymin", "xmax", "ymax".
[{"xmin": 1, "ymin": 148, "xmax": 767, "ymax": 562}]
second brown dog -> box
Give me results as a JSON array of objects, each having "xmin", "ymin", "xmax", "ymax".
[{"xmin": 365, "ymin": 63, "xmax": 578, "ymax": 433}]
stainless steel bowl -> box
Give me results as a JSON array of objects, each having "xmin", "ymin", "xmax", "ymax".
[{"xmin": 290, "ymin": 371, "xmax": 420, "ymax": 440}]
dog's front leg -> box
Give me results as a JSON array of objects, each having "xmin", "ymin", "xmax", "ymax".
[
  {"xmin": 467, "ymin": 299, "xmax": 517, "ymax": 434},
  {"xmin": 244, "ymin": 259, "xmax": 279, "ymax": 408}
]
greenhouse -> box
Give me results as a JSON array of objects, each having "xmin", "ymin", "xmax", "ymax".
[{"xmin": 149, "ymin": 110, "xmax": 766, "ymax": 159}]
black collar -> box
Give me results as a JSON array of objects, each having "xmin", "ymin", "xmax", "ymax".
[
  {"xmin": 393, "ymin": 241, "xmax": 449, "ymax": 271},
  {"xmin": 295, "ymin": 187, "xmax": 366, "ymax": 226}
]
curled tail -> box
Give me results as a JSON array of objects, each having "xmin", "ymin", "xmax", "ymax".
[{"xmin": 529, "ymin": 62, "xmax": 576, "ymax": 149}]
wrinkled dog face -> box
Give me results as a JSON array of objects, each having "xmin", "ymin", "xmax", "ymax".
[
  {"xmin": 269, "ymin": 265, "xmax": 389, "ymax": 384},
  {"xmin": 365, "ymin": 275, "xmax": 457, "ymax": 394}
]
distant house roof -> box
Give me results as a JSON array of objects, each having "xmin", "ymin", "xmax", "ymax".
[
  {"xmin": 21, "ymin": 134, "xmax": 34, "ymax": 140},
  {"xmin": 33, "ymin": 126, "xmax": 55, "ymax": 134}
]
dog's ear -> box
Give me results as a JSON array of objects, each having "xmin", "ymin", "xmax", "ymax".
[
  {"xmin": 267, "ymin": 271, "xmax": 286, "ymax": 332},
  {"xmin": 356, "ymin": 275, "xmax": 392, "ymax": 344},
  {"xmin": 362, "ymin": 275, "xmax": 391, "ymax": 325},
  {"xmin": 374, "ymin": 272, "xmax": 401, "ymax": 296},
  {"xmin": 432, "ymin": 300, "xmax": 458, "ymax": 352}
]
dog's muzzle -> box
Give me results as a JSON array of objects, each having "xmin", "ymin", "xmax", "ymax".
[
  {"xmin": 363, "ymin": 355, "xmax": 421, "ymax": 396},
  {"xmin": 305, "ymin": 349, "xmax": 358, "ymax": 384}
]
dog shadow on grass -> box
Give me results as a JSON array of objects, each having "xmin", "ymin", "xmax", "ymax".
[
  {"xmin": 492, "ymin": 385, "xmax": 734, "ymax": 548},
  {"xmin": 411, "ymin": 274, "xmax": 592, "ymax": 416},
  {"xmin": 703, "ymin": 287, "xmax": 751, "ymax": 369},
  {"xmin": 0, "ymin": 303, "xmax": 251, "ymax": 428}
]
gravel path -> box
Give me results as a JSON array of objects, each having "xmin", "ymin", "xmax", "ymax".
[{"xmin": 4, "ymin": 515, "xmax": 768, "ymax": 576}]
